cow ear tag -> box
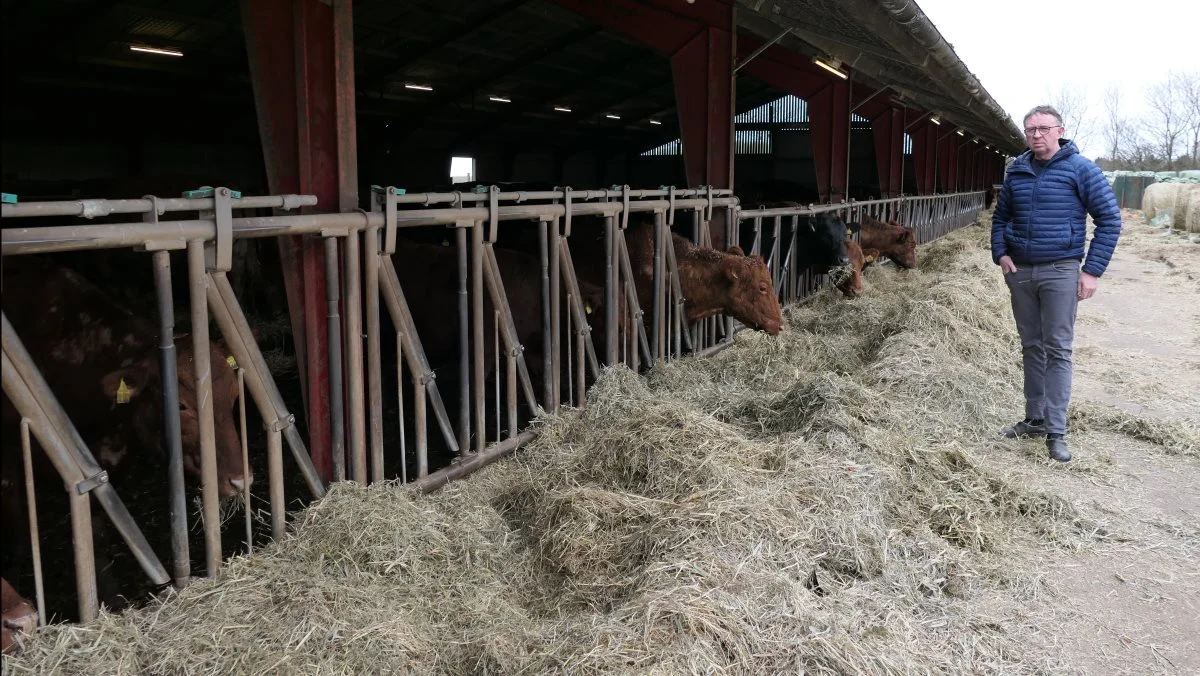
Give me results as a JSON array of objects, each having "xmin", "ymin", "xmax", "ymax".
[
  {"xmin": 115, "ymin": 378, "xmax": 132, "ymax": 405},
  {"xmin": 226, "ymin": 356, "xmax": 238, "ymax": 370},
  {"xmin": 846, "ymin": 228, "xmax": 853, "ymax": 238},
  {"xmin": 585, "ymin": 303, "xmax": 593, "ymax": 315}
]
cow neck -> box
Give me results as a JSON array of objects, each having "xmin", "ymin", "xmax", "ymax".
[{"xmin": 673, "ymin": 236, "xmax": 732, "ymax": 322}]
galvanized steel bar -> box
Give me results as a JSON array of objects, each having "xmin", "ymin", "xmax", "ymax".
[
  {"xmin": 549, "ymin": 217, "xmax": 562, "ymax": 412},
  {"xmin": 68, "ymin": 486, "xmax": 98, "ymax": 623},
  {"xmin": 322, "ymin": 235, "xmax": 346, "ymax": 483},
  {"xmin": 19, "ymin": 420, "xmax": 47, "ymax": 626},
  {"xmin": 151, "ymin": 250, "xmax": 190, "ymax": 589},
  {"xmin": 413, "ymin": 430, "xmax": 538, "ymax": 494},
  {"xmin": 267, "ymin": 426, "xmax": 285, "ymax": 541},
  {"xmin": 538, "ymin": 219, "xmax": 553, "ymax": 408},
  {"xmin": 378, "ymin": 257, "xmax": 458, "ymax": 453},
  {"xmin": 1, "ymin": 194, "xmax": 316, "ymax": 220},
  {"xmin": 186, "ymin": 240, "xmax": 222, "ymax": 576},
  {"xmin": 206, "ymin": 272, "xmax": 325, "ymax": 499},
  {"xmin": 237, "ymin": 369, "xmax": 252, "ymax": 556},
  {"xmin": 471, "ymin": 222, "xmax": 485, "ymax": 454},
  {"xmin": 456, "ymin": 224, "xmax": 470, "ymax": 457},
  {"xmin": 364, "ymin": 225, "xmax": 385, "ymax": 482},
  {"xmin": 344, "ymin": 229, "xmax": 367, "ymax": 483}
]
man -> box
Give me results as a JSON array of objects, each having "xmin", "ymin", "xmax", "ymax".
[{"xmin": 991, "ymin": 105, "xmax": 1121, "ymax": 462}]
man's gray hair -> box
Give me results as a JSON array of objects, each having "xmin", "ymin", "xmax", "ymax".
[{"xmin": 1022, "ymin": 105, "xmax": 1063, "ymax": 126}]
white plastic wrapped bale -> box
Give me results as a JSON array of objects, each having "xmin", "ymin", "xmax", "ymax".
[{"xmin": 1141, "ymin": 182, "xmax": 1182, "ymax": 225}]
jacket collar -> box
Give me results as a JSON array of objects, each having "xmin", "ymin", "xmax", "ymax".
[{"xmin": 1009, "ymin": 139, "xmax": 1079, "ymax": 176}]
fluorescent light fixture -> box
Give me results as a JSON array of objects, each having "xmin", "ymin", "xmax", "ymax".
[
  {"xmin": 955, "ymin": 130, "xmax": 965, "ymax": 137},
  {"xmin": 649, "ymin": 119, "xmax": 662, "ymax": 125},
  {"xmin": 488, "ymin": 95, "xmax": 511, "ymax": 103},
  {"xmin": 972, "ymin": 137, "xmax": 979, "ymax": 143},
  {"xmin": 812, "ymin": 56, "xmax": 848, "ymax": 80},
  {"xmin": 404, "ymin": 83, "xmax": 433, "ymax": 91},
  {"xmin": 554, "ymin": 106, "xmax": 572, "ymax": 113},
  {"xmin": 605, "ymin": 114, "xmax": 621, "ymax": 120},
  {"xmin": 130, "ymin": 45, "xmax": 183, "ymax": 57},
  {"xmin": 928, "ymin": 115, "xmax": 941, "ymax": 125}
]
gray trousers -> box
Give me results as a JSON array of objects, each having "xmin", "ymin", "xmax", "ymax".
[{"xmin": 1004, "ymin": 260, "xmax": 1080, "ymax": 435}]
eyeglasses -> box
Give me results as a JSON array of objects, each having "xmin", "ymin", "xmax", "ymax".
[{"xmin": 1023, "ymin": 125, "xmax": 1062, "ymax": 137}]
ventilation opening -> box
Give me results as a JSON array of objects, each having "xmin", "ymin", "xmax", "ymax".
[{"xmin": 450, "ymin": 156, "xmax": 475, "ymax": 183}]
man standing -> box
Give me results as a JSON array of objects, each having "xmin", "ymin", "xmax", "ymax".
[{"xmin": 991, "ymin": 105, "xmax": 1122, "ymax": 462}]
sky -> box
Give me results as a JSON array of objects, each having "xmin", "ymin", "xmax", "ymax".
[{"xmin": 914, "ymin": 0, "xmax": 1199, "ymax": 159}]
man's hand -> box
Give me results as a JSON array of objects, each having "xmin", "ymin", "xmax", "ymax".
[
  {"xmin": 1078, "ymin": 271, "xmax": 1098, "ymax": 300},
  {"xmin": 999, "ymin": 255, "xmax": 1019, "ymax": 275}
]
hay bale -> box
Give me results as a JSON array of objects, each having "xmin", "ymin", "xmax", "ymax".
[
  {"xmin": 1180, "ymin": 184, "xmax": 1200, "ymax": 234},
  {"xmin": 1141, "ymin": 182, "xmax": 1182, "ymax": 224}
]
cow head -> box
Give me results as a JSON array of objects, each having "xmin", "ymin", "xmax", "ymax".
[
  {"xmin": 836, "ymin": 240, "xmax": 875, "ymax": 298},
  {"xmin": 720, "ymin": 247, "xmax": 783, "ymax": 335},
  {"xmin": 1, "ymin": 578, "xmax": 36, "ymax": 655},
  {"xmin": 886, "ymin": 226, "xmax": 917, "ymax": 269},
  {"xmin": 806, "ymin": 212, "xmax": 852, "ymax": 269},
  {"xmin": 99, "ymin": 342, "xmax": 251, "ymax": 498}
]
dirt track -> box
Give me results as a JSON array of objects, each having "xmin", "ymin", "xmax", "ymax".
[{"xmin": 977, "ymin": 213, "xmax": 1199, "ymax": 675}]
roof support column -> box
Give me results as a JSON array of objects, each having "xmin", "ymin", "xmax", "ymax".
[
  {"xmin": 870, "ymin": 107, "xmax": 905, "ymax": 198},
  {"xmin": 242, "ymin": 0, "xmax": 359, "ymax": 483},
  {"xmin": 808, "ymin": 80, "xmax": 851, "ymax": 203},
  {"xmin": 910, "ymin": 122, "xmax": 937, "ymax": 195},
  {"xmin": 937, "ymin": 131, "xmax": 961, "ymax": 193},
  {"xmin": 670, "ymin": 8, "xmax": 734, "ymax": 246}
]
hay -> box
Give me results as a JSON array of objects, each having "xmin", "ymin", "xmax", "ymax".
[
  {"xmin": 8, "ymin": 218, "xmax": 1180, "ymax": 675},
  {"xmin": 1186, "ymin": 185, "xmax": 1200, "ymax": 234},
  {"xmin": 1069, "ymin": 403, "xmax": 1200, "ymax": 457}
]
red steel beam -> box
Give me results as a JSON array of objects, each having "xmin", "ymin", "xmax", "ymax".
[
  {"xmin": 910, "ymin": 121, "xmax": 937, "ymax": 195},
  {"xmin": 808, "ymin": 80, "xmax": 850, "ymax": 203},
  {"xmin": 869, "ymin": 106, "xmax": 905, "ymax": 198},
  {"xmin": 937, "ymin": 130, "xmax": 962, "ymax": 193},
  {"xmin": 671, "ymin": 24, "xmax": 734, "ymax": 193},
  {"xmin": 242, "ymin": 0, "xmax": 359, "ymax": 482}
]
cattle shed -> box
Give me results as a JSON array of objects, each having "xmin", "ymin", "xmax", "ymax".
[{"xmin": 1, "ymin": 0, "xmax": 1017, "ymax": 638}]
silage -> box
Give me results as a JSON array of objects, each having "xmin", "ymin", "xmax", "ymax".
[{"xmin": 6, "ymin": 217, "xmax": 1186, "ymax": 675}]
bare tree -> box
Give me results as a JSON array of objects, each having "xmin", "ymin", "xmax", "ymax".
[
  {"xmin": 1178, "ymin": 70, "xmax": 1200, "ymax": 166},
  {"xmin": 1046, "ymin": 83, "xmax": 1096, "ymax": 152},
  {"xmin": 1100, "ymin": 86, "xmax": 1128, "ymax": 162},
  {"xmin": 1145, "ymin": 72, "xmax": 1185, "ymax": 170}
]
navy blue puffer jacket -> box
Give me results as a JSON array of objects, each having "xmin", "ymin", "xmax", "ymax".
[{"xmin": 991, "ymin": 140, "xmax": 1121, "ymax": 277}]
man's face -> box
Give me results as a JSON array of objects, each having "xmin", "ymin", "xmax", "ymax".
[{"xmin": 1024, "ymin": 112, "xmax": 1064, "ymax": 160}]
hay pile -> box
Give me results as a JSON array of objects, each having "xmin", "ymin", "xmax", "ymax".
[{"xmin": 7, "ymin": 218, "xmax": 1194, "ymax": 675}]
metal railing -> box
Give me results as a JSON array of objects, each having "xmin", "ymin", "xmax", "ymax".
[{"xmin": 0, "ymin": 184, "xmax": 984, "ymax": 630}]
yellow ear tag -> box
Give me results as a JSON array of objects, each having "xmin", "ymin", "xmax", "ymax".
[
  {"xmin": 226, "ymin": 356, "xmax": 238, "ymax": 370},
  {"xmin": 115, "ymin": 378, "xmax": 132, "ymax": 405},
  {"xmin": 846, "ymin": 228, "xmax": 853, "ymax": 238},
  {"xmin": 585, "ymin": 303, "xmax": 593, "ymax": 315},
  {"xmin": 866, "ymin": 255, "xmax": 876, "ymax": 263}
]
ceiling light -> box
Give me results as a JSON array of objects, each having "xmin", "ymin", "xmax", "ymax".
[
  {"xmin": 956, "ymin": 130, "xmax": 965, "ymax": 136},
  {"xmin": 404, "ymin": 83, "xmax": 433, "ymax": 91},
  {"xmin": 812, "ymin": 56, "xmax": 848, "ymax": 80},
  {"xmin": 488, "ymin": 96, "xmax": 511, "ymax": 103},
  {"xmin": 649, "ymin": 119, "xmax": 662, "ymax": 125},
  {"xmin": 130, "ymin": 45, "xmax": 183, "ymax": 57},
  {"xmin": 605, "ymin": 114, "xmax": 621, "ymax": 120},
  {"xmin": 554, "ymin": 106, "xmax": 572, "ymax": 113},
  {"xmin": 929, "ymin": 116, "xmax": 941, "ymax": 126},
  {"xmin": 972, "ymin": 137, "xmax": 979, "ymax": 143}
]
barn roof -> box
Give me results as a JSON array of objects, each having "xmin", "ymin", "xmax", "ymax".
[{"xmin": 1, "ymin": 0, "xmax": 1023, "ymax": 160}]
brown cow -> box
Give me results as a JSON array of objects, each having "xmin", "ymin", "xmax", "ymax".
[
  {"xmin": 1, "ymin": 256, "xmax": 250, "ymax": 497},
  {"xmin": 857, "ymin": 214, "xmax": 917, "ymax": 269},
  {"xmin": 1, "ymin": 577, "xmax": 36, "ymax": 654},
  {"xmin": 624, "ymin": 219, "xmax": 783, "ymax": 335},
  {"xmin": 834, "ymin": 241, "xmax": 881, "ymax": 298}
]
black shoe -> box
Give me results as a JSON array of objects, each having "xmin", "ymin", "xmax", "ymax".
[
  {"xmin": 1002, "ymin": 418, "xmax": 1047, "ymax": 438},
  {"xmin": 1046, "ymin": 435, "xmax": 1072, "ymax": 462}
]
